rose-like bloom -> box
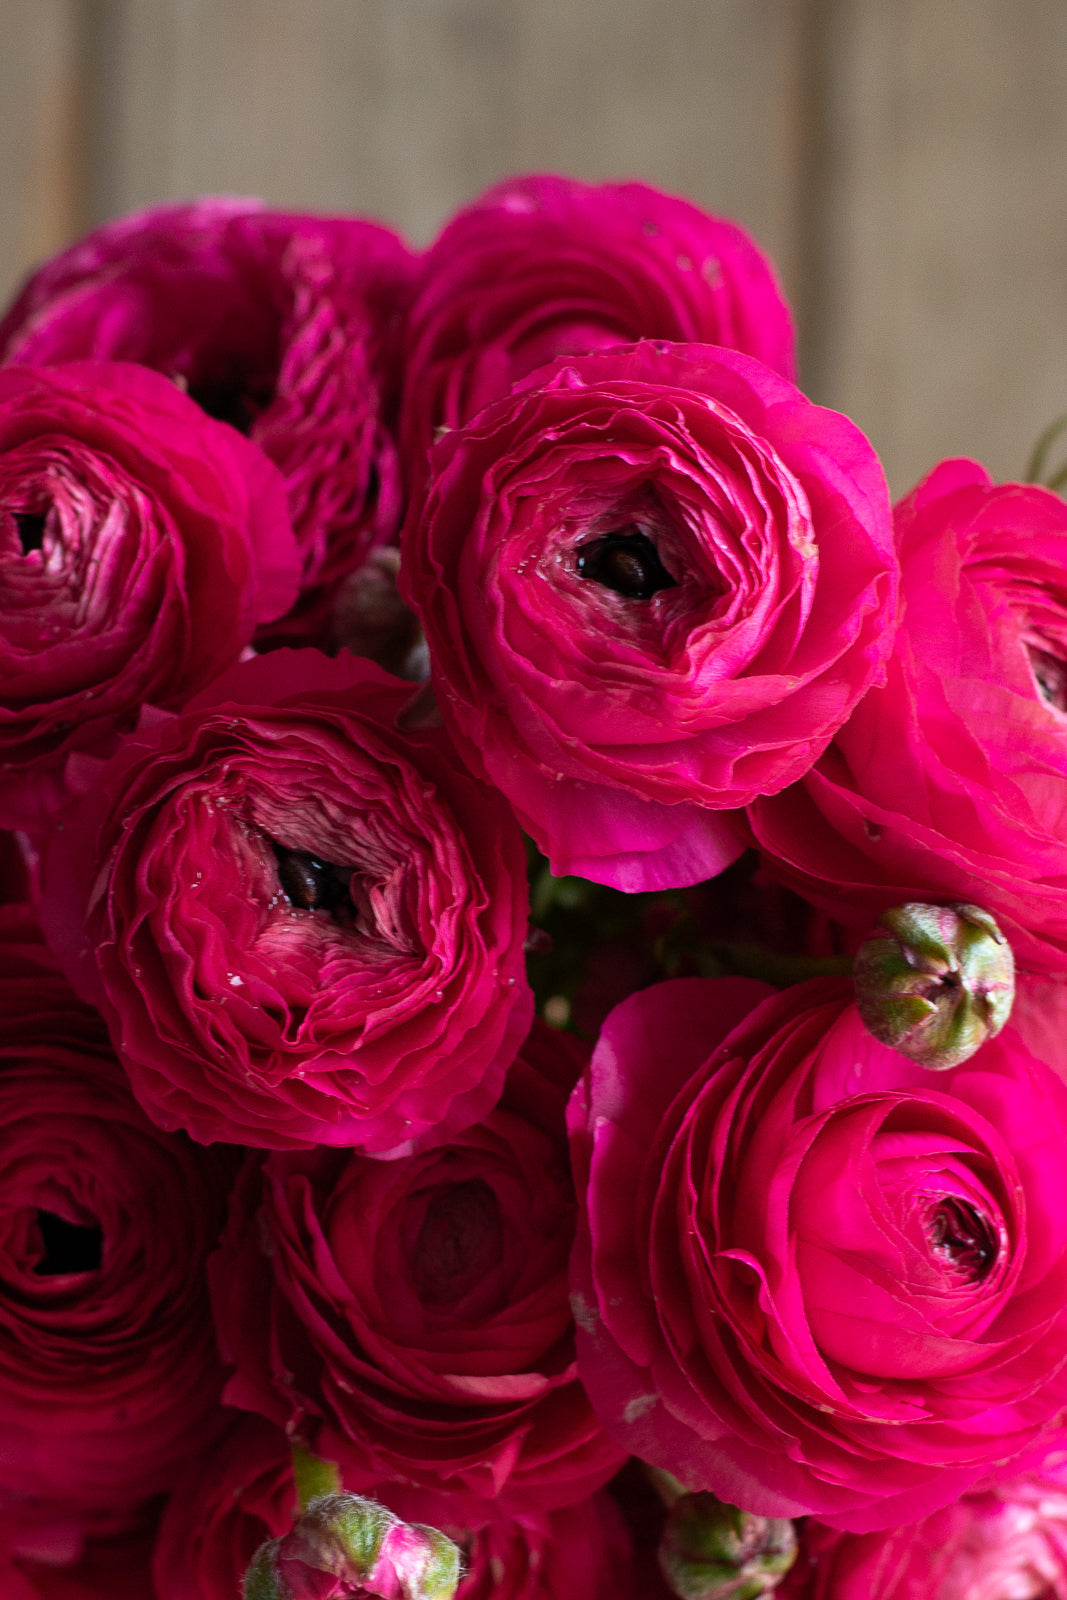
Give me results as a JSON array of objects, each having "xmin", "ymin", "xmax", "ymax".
[
  {"xmin": 401, "ymin": 343, "xmax": 896, "ymax": 892},
  {"xmin": 154, "ymin": 1417, "xmax": 634, "ymax": 1600},
  {"xmin": 0, "ymin": 360, "xmax": 299, "ymax": 828},
  {"xmin": 40, "ymin": 650, "xmax": 532, "ymax": 1151},
  {"xmin": 748, "ymin": 459, "xmax": 1067, "ymax": 972},
  {"xmin": 783, "ymin": 1452, "xmax": 1067, "ymax": 1598},
  {"xmin": 399, "ymin": 173, "xmax": 796, "ymax": 478},
  {"xmin": 211, "ymin": 1022, "xmax": 626, "ymax": 1508},
  {"xmin": 0, "ymin": 199, "xmax": 414, "ymax": 642},
  {"xmin": 568, "ymin": 974, "xmax": 1067, "ymax": 1531},
  {"xmin": 0, "ymin": 905, "xmax": 235, "ymax": 1515}
]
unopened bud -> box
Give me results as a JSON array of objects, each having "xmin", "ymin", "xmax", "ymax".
[
  {"xmin": 854, "ymin": 902, "xmax": 1014, "ymax": 1069},
  {"xmin": 658, "ymin": 1493, "xmax": 796, "ymax": 1599},
  {"xmin": 243, "ymin": 1493, "xmax": 461, "ymax": 1600}
]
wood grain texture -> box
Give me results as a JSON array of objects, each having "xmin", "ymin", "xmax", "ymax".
[
  {"xmin": 0, "ymin": 0, "xmax": 87, "ymax": 305},
  {"xmin": 77, "ymin": 0, "xmax": 797, "ymax": 262},
  {"xmin": 2, "ymin": 0, "xmax": 1067, "ymax": 494},
  {"xmin": 808, "ymin": 0, "xmax": 1067, "ymax": 491}
]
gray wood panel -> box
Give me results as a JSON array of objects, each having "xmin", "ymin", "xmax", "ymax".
[
  {"xmin": 3, "ymin": 0, "xmax": 1067, "ymax": 497},
  {"xmin": 809, "ymin": 0, "xmax": 1067, "ymax": 492},
  {"xmin": 0, "ymin": 0, "xmax": 87, "ymax": 305},
  {"xmin": 79, "ymin": 0, "xmax": 798, "ymax": 260}
]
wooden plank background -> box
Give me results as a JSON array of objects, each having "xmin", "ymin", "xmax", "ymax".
[{"xmin": 1, "ymin": 0, "xmax": 1065, "ymax": 495}]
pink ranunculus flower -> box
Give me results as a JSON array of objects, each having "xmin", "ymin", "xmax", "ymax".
[
  {"xmin": 748, "ymin": 459, "xmax": 1067, "ymax": 972},
  {"xmin": 0, "ymin": 359, "xmax": 299, "ymax": 828},
  {"xmin": 568, "ymin": 975, "xmax": 1067, "ymax": 1532},
  {"xmin": 38, "ymin": 649, "xmax": 532, "ymax": 1153},
  {"xmin": 153, "ymin": 1416, "xmax": 635, "ymax": 1600},
  {"xmin": 401, "ymin": 342, "xmax": 897, "ymax": 891},
  {"xmin": 783, "ymin": 1449, "xmax": 1067, "ymax": 1598},
  {"xmin": 0, "ymin": 905, "xmax": 235, "ymax": 1517},
  {"xmin": 211, "ymin": 1022, "xmax": 626, "ymax": 1509},
  {"xmin": 399, "ymin": 172, "xmax": 797, "ymax": 480},
  {"xmin": 0, "ymin": 198, "xmax": 414, "ymax": 642}
]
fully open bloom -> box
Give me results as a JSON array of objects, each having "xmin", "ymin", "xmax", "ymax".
[
  {"xmin": 749, "ymin": 459, "xmax": 1067, "ymax": 971},
  {"xmin": 0, "ymin": 199, "xmax": 413, "ymax": 640},
  {"xmin": 39, "ymin": 650, "xmax": 532, "ymax": 1151},
  {"xmin": 402, "ymin": 342, "xmax": 896, "ymax": 891},
  {"xmin": 569, "ymin": 975, "xmax": 1067, "ymax": 1531},
  {"xmin": 0, "ymin": 905, "xmax": 234, "ymax": 1515},
  {"xmin": 399, "ymin": 172, "xmax": 796, "ymax": 476},
  {"xmin": 211, "ymin": 1023, "xmax": 626, "ymax": 1508},
  {"xmin": 0, "ymin": 361, "xmax": 298, "ymax": 827}
]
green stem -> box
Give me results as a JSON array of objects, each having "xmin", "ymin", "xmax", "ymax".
[
  {"xmin": 1025, "ymin": 410, "xmax": 1067, "ymax": 484},
  {"xmin": 291, "ymin": 1443, "xmax": 342, "ymax": 1510}
]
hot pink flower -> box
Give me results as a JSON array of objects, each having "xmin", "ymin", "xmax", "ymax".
[
  {"xmin": 39, "ymin": 650, "xmax": 532, "ymax": 1152},
  {"xmin": 569, "ymin": 975, "xmax": 1067, "ymax": 1531},
  {"xmin": 402, "ymin": 342, "xmax": 896, "ymax": 891},
  {"xmin": 749, "ymin": 459, "xmax": 1067, "ymax": 971},
  {"xmin": 211, "ymin": 1022, "xmax": 625, "ymax": 1509},
  {"xmin": 400, "ymin": 173, "xmax": 795, "ymax": 477},
  {"xmin": 784, "ymin": 1449, "xmax": 1067, "ymax": 1598},
  {"xmin": 0, "ymin": 360, "xmax": 298, "ymax": 827},
  {"xmin": 0, "ymin": 199, "xmax": 414, "ymax": 641},
  {"xmin": 0, "ymin": 905, "xmax": 234, "ymax": 1516}
]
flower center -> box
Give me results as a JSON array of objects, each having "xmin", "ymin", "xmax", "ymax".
[
  {"xmin": 184, "ymin": 374, "xmax": 273, "ymax": 435},
  {"xmin": 33, "ymin": 1209, "xmax": 103, "ymax": 1276},
  {"xmin": 13, "ymin": 511, "xmax": 46, "ymax": 555},
  {"xmin": 928, "ymin": 1196, "xmax": 998, "ymax": 1283},
  {"xmin": 409, "ymin": 1179, "xmax": 504, "ymax": 1308},
  {"xmin": 272, "ymin": 841, "xmax": 353, "ymax": 917},
  {"xmin": 576, "ymin": 525, "xmax": 677, "ymax": 600},
  {"xmin": 1027, "ymin": 643, "xmax": 1067, "ymax": 712}
]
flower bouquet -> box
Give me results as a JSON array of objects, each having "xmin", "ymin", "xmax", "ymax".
[{"xmin": 2, "ymin": 172, "xmax": 1067, "ymax": 1598}]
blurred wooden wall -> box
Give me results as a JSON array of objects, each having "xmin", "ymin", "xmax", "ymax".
[{"xmin": 2, "ymin": 0, "xmax": 1066, "ymax": 494}]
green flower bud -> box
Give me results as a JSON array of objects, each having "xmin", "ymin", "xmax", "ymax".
[
  {"xmin": 243, "ymin": 1492, "xmax": 461, "ymax": 1600},
  {"xmin": 854, "ymin": 902, "xmax": 1015, "ymax": 1068},
  {"xmin": 658, "ymin": 1493, "xmax": 796, "ymax": 1600}
]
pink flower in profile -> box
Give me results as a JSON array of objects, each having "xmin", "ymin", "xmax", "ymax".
[
  {"xmin": 39, "ymin": 650, "xmax": 532, "ymax": 1153},
  {"xmin": 402, "ymin": 342, "xmax": 896, "ymax": 892},
  {"xmin": 569, "ymin": 975, "xmax": 1067, "ymax": 1532},
  {"xmin": 400, "ymin": 172, "xmax": 796, "ymax": 477},
  {"xmin": 749, "ymin": 459, "xmax": 1067, "ymax": 972},
  {"xmin": 0, "ymin": 360, "xmax": 299, "ymax": 827},
  {"xmin": 0, "ymin": 198, "xmax": 414, "ymax": 641}
]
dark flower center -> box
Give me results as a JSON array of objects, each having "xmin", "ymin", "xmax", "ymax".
[
  {"xmin": 33, "ymin": 1209, "xmax": 103, "ymax": 1276},
  {"xmin": 409, "ymin": 1179, "xmax": 504, "ymax": 1308},
  {"xmin": 272, "ymin": 842, "xmax": 353, "ymax": 917},
  {"xmin": 185, "ymin": 375, "xmax": 272, "ymax": 436},
  {"xmin": 576, "ymin": 526, "xmax": 677, "ymax": 600},
  {"xmin": 13, "ymin": 511, "xmax": 46, "ymax": 555},
  {"xmin": 1027, "ymin": 644, "xmax": 1067, "ymax": 712},
  {"xmin": 929, "ymin": 1196, "xmax": 998, "ymax": 1283}
]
